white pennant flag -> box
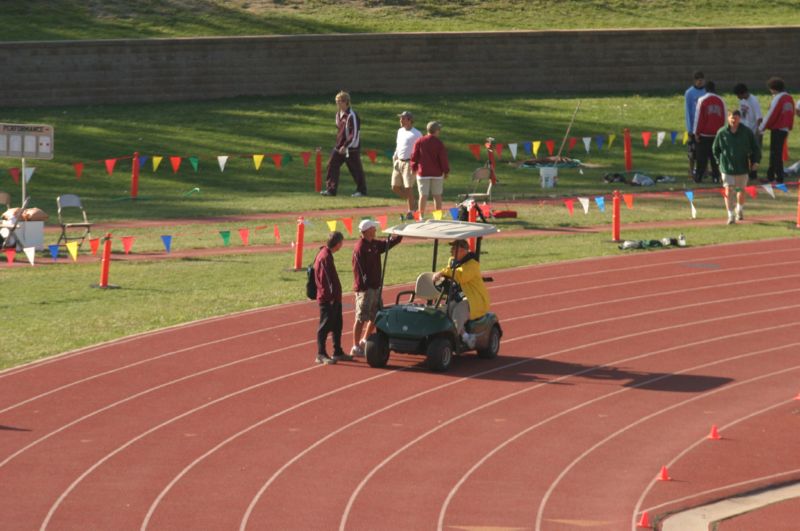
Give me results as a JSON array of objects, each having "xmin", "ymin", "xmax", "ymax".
[
  {"xmin": 508, "ymin": 143, "xmax": 518, "ymax": 160},
  {"xmin": 23, "ymin": 246, "xmax": 36, "ymax": 266},
  {"xmin": 24, "ymin": 167, "xmax": 36, "ymax": 183},
  {"xmin": 761, "ymin": 183, "xmax": 775, "ymax": 198},
  {"xmin": 690, "ymin": 201, "xmax": 697, "ymax": 219},
  {"xmin": 217, "ymin": 155, "xmax": 228, "ymax": 172},
  {"xmin": 577, "ymin": 196, "xmax": 590, "ymax": 214},
  {"xmin": 657, "ymin": 131, "xmax": 666, "ymax": 147},
  {"xmin": 582, "ymin": 137, "xmax": 592, "ymax": 154}
]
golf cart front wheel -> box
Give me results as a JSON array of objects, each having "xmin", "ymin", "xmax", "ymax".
[
  {"xmin": 477, "ymin": 325, "xmax": 501, "ymax": 359},
  {"xmin": 365, "ymin": 333, "xmax": 390, "ymax": 368},
  {"xmin": 427, "ymin": 337, "xmax": 453, "ymax": 372}
]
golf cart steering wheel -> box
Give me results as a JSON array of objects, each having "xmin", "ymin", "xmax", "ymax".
[{"xmin": 433, "ymin": 276, "xmax": 450, "ymax": 292}]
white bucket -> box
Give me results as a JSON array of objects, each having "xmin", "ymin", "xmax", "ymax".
[{"xmin": 540, "ymin": 166, "xmax": 558, "ymax": 188}]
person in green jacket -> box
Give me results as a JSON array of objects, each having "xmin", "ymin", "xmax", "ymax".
[{"xmin": 713, "ymin": 110, "xmax": 761, "ymax": 224}]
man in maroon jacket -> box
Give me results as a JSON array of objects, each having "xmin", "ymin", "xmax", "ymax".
[
  {"xmin": 321, "ymin": 91, "xmax": 368, "ymax": 197},
  {"xmin": 692, "ymin": 80, "xmax": 726, "ymax": 183},
  {"xmin": 314, "ymin": 231, "xmax": 346, "ymax": 364},
  {"xmin": 350, "ymin": 219, "xmax": 402, "ymax": 357},
  {"xmin": 758, "ymin": 77, "xmax": 796, "ymax": 184},
  {"xmin": 411, "ymin": 121, "xmax": 450, "ymax": 218}
]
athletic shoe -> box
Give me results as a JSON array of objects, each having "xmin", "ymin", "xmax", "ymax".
[
  {"xmin": 351, "ymin": 191, "xmax": 365, "ymax": 197},
  {"xmin": 350, "ymin": 345, "xmax": 364, "ymax": 358},
  {"xmin": 315, "ymin": 354, "xmax": 337, "ymax": 365},
  {"xmin": 727, "ymin": 213, "xmax": 736, "ymax": 225},
  {"xmin": 320, "ymin": 190, "xmax": 335, "ymax": 196},
  {"xmin": 736, "ymin": 206, "xmax": 744, "ymax": 221},
  {"xmin": 405, "ymin": 212, "xmax": 415, "ymax": 220},
  {"xmin": 461, "ymin": 332, "xmax": 477, "ymax": 349},
  {"xmin": 332, "ymin": 349, "xmax": 352, "ymax": 361}
]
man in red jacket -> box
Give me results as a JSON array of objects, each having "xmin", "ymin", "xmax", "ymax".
[
  {"xmin": 692, "ymin": 80, "xmax": 726, "ymax": 183},
  {"xmin": 314, "ymin": 231, "xmax": 346, "ymax": 364},
  {"xmin": 411, "ymin": 121, "xmax": 450, "ymax": 218},
  {"xmin": 758, "ymin": 77, "xmax": 795, "ymax": 184}
]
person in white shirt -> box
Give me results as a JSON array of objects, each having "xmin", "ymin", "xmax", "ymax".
[
  {"xmin": 734, "ymin": 83, "xmax": 763, "ymax": 181},
  {"xmin": 392, "ymin": 111, "xmax": 422, "ymax": 219}
]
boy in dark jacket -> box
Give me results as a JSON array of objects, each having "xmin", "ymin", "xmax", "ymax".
[
  {"xmin": 314, "ymin": 231, "xmax": 346, "ymax": 364},
  {"xmin": 713, "ymin": 110, "xmax": 761, "ymax": 224}
]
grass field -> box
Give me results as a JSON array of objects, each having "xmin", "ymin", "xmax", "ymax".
[{"xmin": 4, "ymin": 0, "xmax": 800, "ymax": 41}]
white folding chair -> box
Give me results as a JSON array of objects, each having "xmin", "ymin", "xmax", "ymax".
[{"xmin": 56, "ymin": 194, "xmax": 92, "ymax": 250}]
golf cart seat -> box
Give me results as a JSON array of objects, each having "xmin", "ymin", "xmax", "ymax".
[{"xmin": 395, "ymin": 272, "xmax": 446, "ymax": 306}]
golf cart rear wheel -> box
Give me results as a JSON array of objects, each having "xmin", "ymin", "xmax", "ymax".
[
  {"xmin": 477, "ymin": 325, "xmax": 501, "ymax": 359},
  {"xmin": 365, "ymin": 333, "xmax": 390, "ymax": 368},
  {"xmin": 427, "ymin": 337, "xmax": 453, "ymax": 372}
]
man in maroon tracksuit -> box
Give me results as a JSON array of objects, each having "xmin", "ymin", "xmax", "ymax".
[
  {"xmin": 314, "ymin": 231, "xmax": 347, "ymax": 364},
  {"xmin": 758, "ymin": 77, "xmax": 796, "ymax": 184},
  {"xmin": 322, "ymin": 91, "xmax": 368, "ymax": 197},
  {"xmin": 692, "ymin": 80, "xmax": 726, "ymax": 183}
]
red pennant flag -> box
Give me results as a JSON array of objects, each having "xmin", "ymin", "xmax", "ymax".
[
  {"xmin": 366, "ymin": 149, "xmax": 377, "ymax": 163},
  {"xmin": 376, "ymin": 214, "xmax": 388, "ymax": 230},
  {"xmin": 623, "ymin": 193, "xmax": 634, "ymax": 209},
  {"xmin": 745, "ymin": 186, "xmax": 757, "ymax": 199},
  {"xmin": 89, "ymin": 238, "xmax": 100, "ymax": 256},
  {"xmin": 9, "ymin": 167, "xmax": 20, "ymax": 185},
  {"xmin": 468, "ymin": 144, "xmax": 482, "ymax": 160},
  {"xmin": 564, "ymin": 198, "xmax": 574, "ymax": 216},
  {"xmin": 170, "ymin": 156, "xmax": 182, "ymax": 173},
  {"xmin": 568, "ymin": 137, "xmax": 578, "ymax": 152},
  {"xmin": 341, "ymin": 217, "xmax": 353, "ymax": 235},
  {"xmin": 301, "ymin": 151, "xmax": 311, "ymax": 167},
  {"xmin": 783, "ymin": 138, "xmax": 790, "ymax": 161},
  {"xmin": 105, "ymin": 158, "xmax": 117, "ymax": 176},
  {"xmin": 238, "ymin": 228, "xmax": 250, "ymax": 246},
  {"xmin": 121, "ymin": 236, "xmax": 135, "ymax": 254},
  {"xmin": 641, "ymin": 131, "xmax": 652, "ymax": 148},
  {"xmin": 545, "ymin": 140, "xmax": 555, "ymax": 156},
  {"xmin": 273, "ymin": 225, "xmax": 281, "ymax": 244},
  {"xmin": 4, "ymin": 248, "xmax": 15, "ymax": 265},
  {"xmin": 495, "ymin": 143, "xmax": 503, "ymax": 159},
  {"xmin": 479, "ymin": 204, "xmax": 491, "ymax": 218},
  {"xmin": 270, "ymin": 153, "xmax": 283, "ymax": 169},
  {"xmin": 73, "ymin": 162, "xmax": 84, "ymax": 180}
]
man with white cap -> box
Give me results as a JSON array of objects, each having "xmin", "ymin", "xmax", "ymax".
[
  {"xmin": 350, "ymin": 219, "xmax": 403, "ymax": 358},
  {"xmin": 392, "ymin": 111, "xmax": 422, "ymax": 219}
]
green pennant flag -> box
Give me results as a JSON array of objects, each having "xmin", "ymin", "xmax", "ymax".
[
  {"xmin": 283, "ymin": 153, "xmax": 293, "ymax": 164},
  {"xmin": 219, "ymin": 230, "xmax": 231, "ymax": 246},
  {"xmin": 189, "ymin": 156, "xmax": 199, "ymax": 172},
  {"xmin": 384, "ymin": 149, "xmax": 394, "ymax": 159}
]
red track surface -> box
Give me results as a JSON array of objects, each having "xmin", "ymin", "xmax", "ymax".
[{"xmin": 2, "ymin": 238, "xmax": 799, "ymax": 530}]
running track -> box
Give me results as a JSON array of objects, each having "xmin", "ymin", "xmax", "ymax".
[{"xmin": 1, "ymin": 238, "xmax": 799, "ymax": 530}]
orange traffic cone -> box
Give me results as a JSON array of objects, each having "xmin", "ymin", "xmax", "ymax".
[
  {"xmin": 708, "ymin": 424, "xmax": 721, "ymax": 440},
  {"xmin": 658, "ymin": 465, "xmax": 671, "ymax": 481},
  {"xmin": 637, "ymin": 510, "xmax": 651, "ymax": 528}
]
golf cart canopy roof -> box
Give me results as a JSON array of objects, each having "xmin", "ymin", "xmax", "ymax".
[{"xmin": 384, "ymin": 219, "xmax": 498, "ymax": 240}]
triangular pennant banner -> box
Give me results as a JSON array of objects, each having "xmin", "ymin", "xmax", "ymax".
[
  {"xmin": 684, "ymin": 190, "xmax": 694, "ymax": 202},
  {"xmin": 341, "ymin": 218, "xmax": 353, "ymax": 235},
  {"xmin": 495, "ymin": 144, "xmax": 503, "ymax": 159},
  {"xmin": 170, "ymin": 156, "xmax": 182, "ymax": 173},
  {"xmin": 671, "ymin": 131, "xmax": 678, "ymax": 144},
  {"xmin": 23, "ymin": 246, "xmax": 35, "ymax": 266},
  {"xmin": 545, "ymin": 140, "xmax": 555, "ymax": 156},
  {"xmin": 326, "ymin": 220, "xmax": 337, "ymax": 232},
  {"xmin": 577, "ymin": 196, "xmax": 590, "ymax": 214},
  {"xmin": 657, "ymin": 131, "xmax": 666, "ymax": 147},
  {"xmin": 366, "ymin": 150, "xmax": 377, "ymax": 163},
  {"xmin": 73, "ymin": 162, "xmax": 84, "ymax": 179},
  {"xmin": 217, "ymin": 155, "xmax": 228, "ymax": 172},
  {"xmin": 376, "ymin": 215, "xmax": 388, "ymax": 230},
  {"xmin": 48, "ymin": 244, "xmax": 59, "ymax": 261},
  {"xmin": 432, "ymin": 210, "xmax": 443, "ymax": 220},
  {"xmin": 161, "ymin": 234, "xmax": 172, "ymax": 253},
  {"xmin": 4, "ymin": 248, "xmax": 16, "ymax": 265},
  {"xmin": 219, "ymin": 230, "xmax": 231, "ymax": 246},
  {"xmin": 622, "ymin": 193, "xmax": 634, "ymax": 209},
  {"xmin": 189, "ymin": 156, "xmax": 199, "ymax": 172},
  {"xmin": 532, "ymin": 141, "xmax": 541, "ymax": 157},
  {"xmin": 564, "ymin": 198, "xmax": 574, "ymax": 216},
  {"xmin": 153, "ymin": 156, "xmax": 163, "ymax": 172},
  {"xmin": 508, "ymin": 143, "xmax": 518, "ymax": 160},
  {"xmin": 595, "ymin": 135, "xmax": 605, "ymax": 151},
  {"xmin": 776, "ymin": 183, "xmax": 789, "ymax": 193},
  {"xmin": 761, "ymin": 183, "xmax": 775, "ymax": 198},
  {"xmin": 283, "ymin": 153, "xmax": 293, "ymax": 164},
  {"xmin": 139, "ymin": 155, "xmax": 149, "ymax": 169},
  {"xmin": 745, "ymin": 186, "xmax": 757, "ymax": 199},
  {"xmin": 253, "ymin": 154, "xmax": 264, "ymax": 171},
  {"xmin": 568, "ymin": 137, "xmax": 578, "ymax": 152},
  {"xmin": 238, "ymin": 228, "xmax": 250, "ymax": 246},
  {"xmin": 608, "ymin": 134, "xmax": 616, "ymax": 150},
  {"xmin": 9, "ymin": 167, "xmax": 20, "ymax": 185},
  {"xmin": 301, "ymin": 151, "xmax": 311, "ymax": 167},
  {"xmin": 522, "ymin": 141, "xmax": 532, "ymax": 155},
  {"xmin": 105, "ymin": 158, "xmax": 117, "ymax": 176},
  {"xmin": 66, "ymin": 241, "xmax": 79, "ymax": 261},
  {"xmin": 682, "ymin": 131, "xmax": 689, "ymax": 145},
  {"xmin": 641, "ymin": 131, "xmax": 652, "ymax": 148},
  {"xmin": 24, "ymin": 167, "xmax": 35, "ymax": 183},
  {"xmin": 449, "ymin": 207, "xmax": 460, "ymax": 220},
  {"xmin": 594, "ymin": 196, "xmax": 606, "ymax": 212},
  {"xmin": 582, "ymin": 137, "xmax": 592, "ymax": 154},
  {"xmin": 121, "ymin": 236, "xmax": 135, "ymax": 254},
  {"xmin": 273, "ymin": 225, "xmax": 281, "ymax": 244},
  {"xmin": 468, "ymin": 144, "xmax": 482, "ymax": 160},
  {"xmin": 89, "ymin": 238, "xmax": 100, "ymax": 255},
  {"xmin": 271, "ymin": 153, "xmax": 283, "ymax": 169}
]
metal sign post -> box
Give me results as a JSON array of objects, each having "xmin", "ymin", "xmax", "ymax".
[{"xmin": 0, "ymin": 123, "xmax": 54, "ymax": 206}]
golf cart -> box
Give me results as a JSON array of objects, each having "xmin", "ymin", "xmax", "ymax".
[{"xmin": 365, "ymin": 219, "xmax": 502, "ymax": 372}]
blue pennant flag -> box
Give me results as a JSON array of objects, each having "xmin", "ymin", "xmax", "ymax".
[
  {"xmin": 594, "ymin": 196, "xmax": 605, "ymax": 212},
  {"xmin": 671, "ymin": 131, "xmax": 678, "ymax": 144},
  {"xmin": 48, "ymin": 244, "xmax": 59, "ymax": 261},
  {"xmin": 161, "ymin": 235, "xmax": 172, "ymax": 253},
  {"xmin": 138, "ymin": 155, "xmax": 149, "ymax": 169},
  {"xmin": 595, "ymin": 135, "xmax": 605, "ymax": 150},
  {"xmin": 776, "ymin": 183, "xmax": 789, "ymax": 193},
  {"xmin": 685, "ymin": 190, "xmax": 694, "ymax": 202},
  {"xmin": 522, "ymin": 141, "xmax": 532, "ymax": 155},
  {"xmin": 449, "ymin": 207, "xmax": 460, "ymax": 220}
]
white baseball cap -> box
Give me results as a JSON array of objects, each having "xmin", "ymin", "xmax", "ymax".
[{"xmin": 358, "ymin": 219, "xmax": 378, "ymax": 232}]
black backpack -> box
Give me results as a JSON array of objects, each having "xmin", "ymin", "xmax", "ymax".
[{"xmin": 305, "ymin": 262, "xmax": 317, "ymax": 300}]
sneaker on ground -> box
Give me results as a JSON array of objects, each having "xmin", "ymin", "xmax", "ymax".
[
  {"xmin": 727, "ymin": 214, "xmax": 736, "ymax": 225},
  {"xmin": 320, "ymin": 190, "xmax": 335, "ymax": 196},
  {"xmin": 405, "ymin": 212, "xmax": 415, "ymax": 220},
  {"xmin": 461, "ymin": 332, "xmax": 477, "ymax": 349},
  {"xmin": 315, "ymin": 354, "xmax": 337, "ymax": 365},
  {"xmin": 350, "ymin": 345, "xmax": 364, "ymax": 358},
  {"xmin": 351, "ymin": 191, "xmax": 365, "ymax": 197},
  {"xmin": 332, "ymin": 350, "xmax": 352, "ymax": 361},
  {"xmin": 736, "ymin": 207, "xmax": 744, "ymax": 221}
]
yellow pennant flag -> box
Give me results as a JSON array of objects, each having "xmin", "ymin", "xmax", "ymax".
[
  {"xmin": 253, "ymin": 154, "xmax": 264, "ymax": 171},
  {"xmin": 608, "ymin": 134, "xmax": 616, "ymax": 150},
  {"xmin": 152, "ymin": 156, "xmax": 163, "ymax": 172},
  {"xmin": 66, "ymin": 241, "xmax": 79, "ymax": 262},
  {"xmin": 432, "ymin": 210, "xmax": 443, "ymax": 220},
  {"xmin": 532, "ymin": 141, "xmax": 541, "ymax": 158},
  {"xmin": 326, "ymin": 220, "xmax": 337, "ymax": 232},
  {"xmin": 682, "ymin": 131, "xmax": 689, "ymax": 145}
]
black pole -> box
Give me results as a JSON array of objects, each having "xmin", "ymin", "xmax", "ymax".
[
  {"xmin": 378, "ymin": 238, "xmax": 389, "ymax": 309},
  {"xmin": 432, "ymin": 239, "xmax": 439, "ymax": 271}
]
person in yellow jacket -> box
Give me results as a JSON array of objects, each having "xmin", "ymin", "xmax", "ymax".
[{"xmin": 432, "ymin": 239, "xmax": 489, "ymax": 347}]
